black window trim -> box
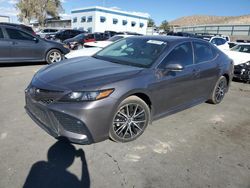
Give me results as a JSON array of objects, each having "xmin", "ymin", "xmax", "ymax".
[{"xmin": 0, "ymin": 27, "xmax": 4, "ymax": 39}]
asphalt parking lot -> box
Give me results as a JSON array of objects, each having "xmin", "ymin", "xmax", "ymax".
[{"xmin": 0, "ymin": 64, "xmax": 250, "ymax": 188}]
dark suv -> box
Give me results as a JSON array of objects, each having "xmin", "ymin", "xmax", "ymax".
[
  {"xmin": 53, "ymin": 29, "xmax": 84, "ymax": 42},
  {"xmin": 0, "ymin": 24, "xmax": 70, "ymax": 64}
]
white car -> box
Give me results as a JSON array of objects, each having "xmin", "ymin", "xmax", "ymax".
[
  {"xmin": 223, "ymin": 43, "xmax": 250, "ymax": 65},
  {"xmin": 209, "ymin": 36, "xmax": 230, "ymax": 50},
  {"xmin": 65, "ymin": 35, "xmax": 133, "ymax": 59},
  {"xmin": 36, "ymin": 28, "xmax": 59, "ymax": 38},
  {"xmin": 222, "ymin": 43, "xmax": 250, "ymax": 82},
  {"xmin": 197, "ymin": 35, "xmax": 230, "ymax": 50}
]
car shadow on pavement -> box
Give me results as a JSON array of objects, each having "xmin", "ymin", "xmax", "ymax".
[
  {"xmin": 23, "ymin": 139, "xmax": 90, "ymax": 188},
  {"xmin": 0, "ymin": 62, "xmax": 47, "ymax": 67}
]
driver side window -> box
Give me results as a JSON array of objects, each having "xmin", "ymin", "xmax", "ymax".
[{"xmin": 160, "ymin": 42, "xmax": 193, "ymax": 68}]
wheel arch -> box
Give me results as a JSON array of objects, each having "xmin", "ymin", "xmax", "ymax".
[{"xmin": 222, "ymin": 73, "xmax": 230, "ymax": 86}]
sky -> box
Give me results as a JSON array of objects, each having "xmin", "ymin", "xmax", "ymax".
[{"xmin": 0, "ymin": 0, "xmax": 250, "ymax": 25}]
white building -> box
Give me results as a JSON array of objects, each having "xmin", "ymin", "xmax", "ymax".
[
  {"xmin": 71, "ymin": 6, "xmax": 149, "ymax": 35},
  {"xmin": 0, "ymin": 15, "xmax": 10, "ymax": 23}
]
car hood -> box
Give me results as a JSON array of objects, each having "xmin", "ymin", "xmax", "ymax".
[
  {"xmin": 84, "ymin": 41, "xmax": 113, "ymax": 48},
  {"xmin": 32, "ymin": 56, "xmax": 143, "ymax": 91},
  {"xmin": 222, "ymin": 50, "xmax": 250, "ymax": 65}
]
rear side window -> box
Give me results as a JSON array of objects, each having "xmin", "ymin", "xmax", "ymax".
[
  {"xmin": 6, "ymin": 28, "xmax": 34, "ymax": 41},
  {"xmin": 0, "ymin": 28, "xmax": 3, "ymax": 39},
  {"xmin": 160, "ymin": 42, "xmax": 193, "ymax": 68},
  {"xmin": 211, "ymin": 38, "xmax": 226, "ymax": 46},
  {"xmin": 194, "ymin": 42, "xmax": 214, "ymax": 63}
]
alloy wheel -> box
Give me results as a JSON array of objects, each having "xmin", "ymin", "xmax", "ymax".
[
  {"xmin": 113, "ymin": 103, "xmax": 147, "ymax": 140},
  {"xmin": 49, "ymin": 51, "xmax": 62, "ymax": 63},
  {"xmin": 215, "ymin": 78, "xmax": 227, "ymax": 103}
]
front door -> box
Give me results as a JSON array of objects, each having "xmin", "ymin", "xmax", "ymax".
[{"xmin": 150, "ymin": 42, "xmax": 201, "ymax": 118}]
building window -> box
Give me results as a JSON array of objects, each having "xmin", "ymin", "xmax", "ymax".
[
  {"xmin": 87, "ymin": 16, "xmax": 93, "ymax": 22},
  {"xmin": 122, "ymin": 20, "xmax": 127, "ymax": 26},
  {"xmin": 100, "ymin": 16, "xmax": 106, "ymax": 23},
  {"xmin": 78, "ymin": 27, "xmax": 84, "ymax": 31},
  {"xmin": 87, "ymin": 27, "xmax": 92, "ymax": 33},
  {"xmin": 113, "ymin": 18, "xmax": 118, "ymax": 24},
  {"xmin": 140, "ymin": 23, "xmax": 144, "ymax": 28},
  {"xmin": 131, "ymin": 21, "xmax": 136, "ymax": 27},
  {"xmin": 81, "ymin": 16, "xmax": 86, "ymax": 22},
  {"xmin": 73, "ymin": 17, "xmax": 77, "ymax": 23}
]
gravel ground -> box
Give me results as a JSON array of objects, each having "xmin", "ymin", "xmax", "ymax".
[{"xmin": 0, "ymin": 64, "xmax": 250, "ymax": 188}]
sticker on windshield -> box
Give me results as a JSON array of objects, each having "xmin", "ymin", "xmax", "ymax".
[{"xmin": 147, "ymin": 40, "xmax": 165, "ymax": 45}]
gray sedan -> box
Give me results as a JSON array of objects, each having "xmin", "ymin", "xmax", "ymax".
[
  {"xmin": 0, "ymin": 24, "xmax": 70, "ymax": 64},
  {"xmin": 25, "ymin": 36, "xmax": 233, "ymax": 144}
]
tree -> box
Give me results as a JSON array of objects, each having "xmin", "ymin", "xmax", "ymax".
[
  {"xmin": 160, "ymin": 20, "xmax": 170, "ymax": 33},
  {"xmin": 16, "ymin": 0, "xmax": 36, "ymax": 24},
  {"xmin": 147, "ymin": 18, "xmax": 155, "ymax": 27},
  {"xmin": 16, "ymin": 0, "xmax": 64, "ymax": 26}
]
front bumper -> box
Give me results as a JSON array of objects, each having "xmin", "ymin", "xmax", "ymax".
[
  {"xmin": 234, "ymin": 65, "xmax": 250, "ymax": 82},
  {"xmin": 25, "ymin": 90, "xmax": 117, "ymax": 144}
]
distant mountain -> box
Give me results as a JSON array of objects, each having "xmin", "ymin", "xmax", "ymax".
[{"xmin": 169, "ymin": 15, "xmax": 250, "ymax": 26}]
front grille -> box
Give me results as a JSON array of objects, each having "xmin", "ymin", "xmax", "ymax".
[
  {"xmin": 40, "ymin": 99, "xmax": 55, "ymax": 105},
  {"xmin": 28, "ymin": 87, "xmax": 64, "ymax": 105},
  {"xmin": 53, "ymin": 111, "xmax": 87, "ymax": 134},
  {"xmin": 26, "ymin": 97, "xmax": 58, "ymax": 133}
]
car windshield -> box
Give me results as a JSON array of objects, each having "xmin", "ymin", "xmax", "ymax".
[
  {"xmin": 107, "ymin": 35, "xmax": 124, "ymax": 42},
  {"xmin": 94, "ymin": 38, "xmax": 167, "ymax": 68},
  {"xmin": 231, "ymin": 44, "xmax": 250, "ymax": 53}
]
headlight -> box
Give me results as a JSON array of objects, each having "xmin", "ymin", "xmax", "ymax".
[
  {"xmin": 63, "ymin": 44, "xmax": 69, "ymax": 49},
  {"xmin": 69, "ymin": 42, "xmax": 77, "ymax": 45},
  {"xmin": 59, "ymin": 89, "xmax": 114, "ymax": 102}
]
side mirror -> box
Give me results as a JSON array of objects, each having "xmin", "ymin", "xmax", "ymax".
[{"xmin": 165, "ymin": 63, "xmax": 184, "ymax": 72}]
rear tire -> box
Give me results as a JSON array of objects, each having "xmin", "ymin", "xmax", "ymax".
[
  {"xmin": 208, "ymin": 76, "xmax": 228, "ymax": 104},
  {"xmin": 46, "ymin": 49, "xmax": 63, "ymax": 64},
  {"xmin": 109, "ymin": 96, "xmax": 150, "ymax": 143}
]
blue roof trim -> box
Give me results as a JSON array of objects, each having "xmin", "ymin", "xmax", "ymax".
[{"xmin": 71, "ymin": 8, "xmax": 149, "ymax": 20}]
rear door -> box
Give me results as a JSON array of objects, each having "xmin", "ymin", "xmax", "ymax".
[
  {"xmin": 5, "ymin": 27, "xmax": 44, "ymax": 61},
  {"xmin": 0, "ymin": 27, "xmax": 11, "ymax": 62},
  {"xmin": 193, "ymin": 41, "xmax": 220, "ymax": 98}
]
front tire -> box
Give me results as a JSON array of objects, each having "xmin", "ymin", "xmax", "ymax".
[
  {"xmin": 46, "ymin": 49, "xmax": 63, "ymax": 64},
  {"xmin": 208, "ymin": 76, "xmax": 228, "ymax": 104},
  {"xmin": 109, "ymin": 96, "xmax": 150, "ymax": 143}
]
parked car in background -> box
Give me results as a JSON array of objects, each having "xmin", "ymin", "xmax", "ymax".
[
  {"xmin": 65, "ymin": 35, "xmax": 133, "ymax": 58},
  {"xmin": 0, "ymin": 24, "xmax": 70, "ymax": 64},
  {"xmin": 197, "ymin": 35, "xmax": 230, "ymax": 50},
  {"xmin": 25, "ymin": 36, "xmax": 233, "ymax": 144},
  {"xmin": 63, "ymin": 33, "xmax": 88, "ymax": 50},
  {"xmin": 167, "ymin": 31, "xmax": 196, "ymax": 37},
  {"xmin": 63, "ymin": 32, "xmax": 108, "ymax": 50},
  {"xmin": 84, "ymin": 35, "xmax": 133, "ymax": 48},
  {"xmin": 0, "ymin": 22, "xmax": 36, "ymax": 35},
  {"xmin": 36, "ymin": 28, "xmax": 59, "ymax": 38},
  {"xmin": 222, "ymin": 43, "xmax": 250, "ymax": 82},
  {"xmin": 53, "ymin": 29, "xmax": 84, "ymax": 42}
]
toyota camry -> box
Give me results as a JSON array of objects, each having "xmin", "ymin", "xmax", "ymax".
[{"xmin": 25, "ymin": 36, "xmax": 233, "ymax": 144}]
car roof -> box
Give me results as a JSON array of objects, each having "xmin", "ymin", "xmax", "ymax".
[{"xmin": 235, "ymin": 43, "xmax": 250, "ymax": 46}]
